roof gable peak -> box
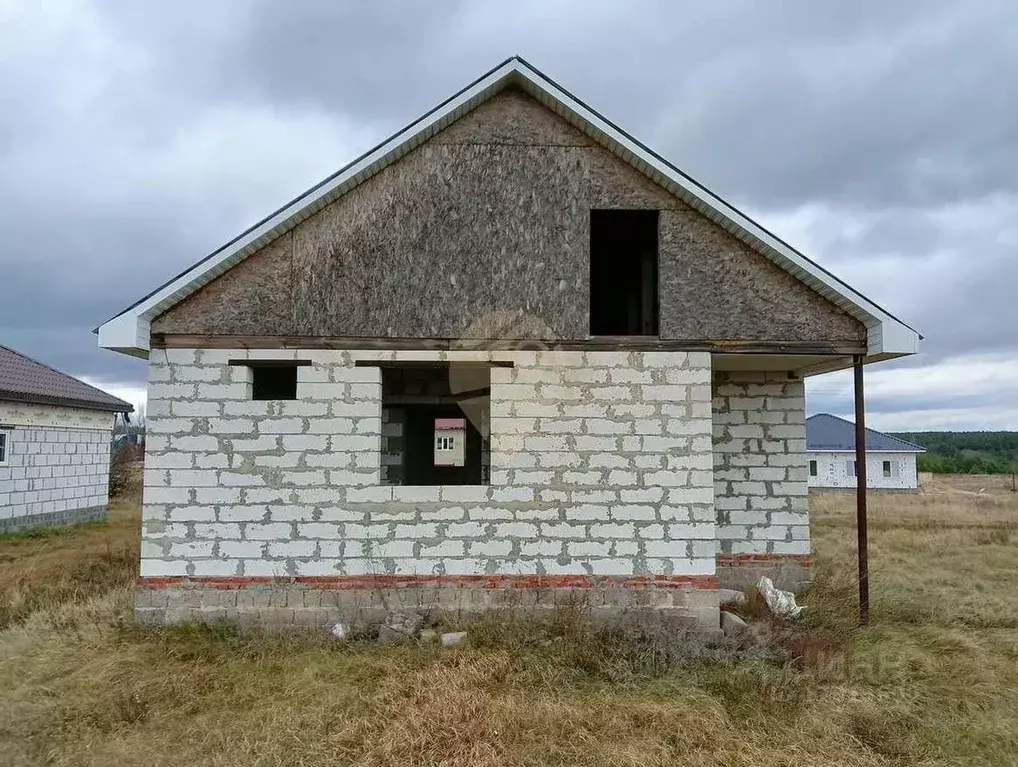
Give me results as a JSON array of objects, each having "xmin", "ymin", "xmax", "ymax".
[{"xmin": 97, "ymin": 56, "xmax": 920, "ymax": 360}]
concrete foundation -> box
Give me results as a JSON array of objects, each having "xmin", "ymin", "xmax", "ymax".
[
  {"xmin": 715, "ymin": 553, "xmax": 812, "ymax": 593},
  {"xmin": 134, "ymin": 574, "xmax": 720, "ymax": 631},
  {"xmin": 0, "ymin": 503, "xmax": 107, "ymax": 535}
]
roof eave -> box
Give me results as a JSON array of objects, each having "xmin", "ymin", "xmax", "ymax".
[
  {"xmin": 807, "ymin": 448, "xmax": 927, "ymax": 454},
  {"xmin": 0, "ymin": 390, "xmax": 133, "ymax": 413}
]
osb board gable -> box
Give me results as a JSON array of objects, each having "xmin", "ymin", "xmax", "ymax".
[
  {"xmin": 151, "ymin": 88, "xmax": 864, "ymax": 343},
  {"xmin": 151, "ymin": 235, "xmax": 294, "ymax": 335},
  {"xmin": 289, "ymin": 90, "xmax": 697, "ymax": 340},
  {"xmin": 291, "ymin": 141, "xmax": 590, "ymax": 339},
  {"xmin": 659, "ymin": 211, "xmax": 866, "ymax": 342}
]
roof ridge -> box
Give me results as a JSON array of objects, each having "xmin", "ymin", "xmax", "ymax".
[{"xmin": 806, "ymin": 412, "xmax": 926, "ymax": 452}]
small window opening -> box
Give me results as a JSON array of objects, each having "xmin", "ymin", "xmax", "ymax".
[
  {"xmin": 882, "ymin": 460, "xmax": 892, "ymax": 477},
  {"xmin": 809, "ymin": 460, "xmax": 817, "ymax": 477},
  {"xmin": 847, "ymin": 461, "xmax": 857, "ymax": 477},
  {"xmin": 590, "ymin": 209, "xmax": 659, "ymax": 335},
  {"xmin": 0, "ymin": 431, "xmax": 9, "ymax": 465},
  {"xmin": 252, "ymin": 365, "xmax": 298, "ymax": 400}
]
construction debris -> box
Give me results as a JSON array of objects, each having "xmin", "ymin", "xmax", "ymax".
[
  {"xmin": 720, "ymin": 610, "xmax": 748, "ymax": 637},
  {"xmin": 440, "ymin": 631, "xmax": 468, "ymax": 648},
  {"xmin": 756, "ymin": 576, "xmax": 805, "ymax": 618}
]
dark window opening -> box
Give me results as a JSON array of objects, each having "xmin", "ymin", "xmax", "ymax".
[
  {"xmin": 252, "ymin": 365, "xmax": 298, "ymax": 400},
  {"xmin": 589, "ymin": 209, "xmax": 659, "ymax": 336},
  {"xmin": 882, "ymin": 460, "xmax": 892, "ymax": 477},
  {"xmin": 809, "ymin": 460, "xmax": 817, "ymax": 477},
  {"xmin": 380, "ymin": 365, "xmax": 489, "ymax": 486}
]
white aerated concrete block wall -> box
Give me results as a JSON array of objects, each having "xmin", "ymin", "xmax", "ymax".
[
  {"xmin": 0, "ymin": 403, "xmax": 113, "ymax": 530},
  {"xmin": 140, "ymin": 349, "xmax": 715, "ymax": 580},
  {"xmin": 711, "ymin": 372, "xmax": 809, "ymax": 557},
  {"xmin": 808, "ymin": 451, "xmax": 919, "ymax": 491}
]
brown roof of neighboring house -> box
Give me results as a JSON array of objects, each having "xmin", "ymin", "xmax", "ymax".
[{"xmin": 0, "ymin": 344, "xmax": 133, "ymax": 413}]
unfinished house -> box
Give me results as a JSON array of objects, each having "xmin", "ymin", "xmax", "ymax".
[{"xmin": 97, "ymin": 57, "xmax": 919, "ymax": 631}]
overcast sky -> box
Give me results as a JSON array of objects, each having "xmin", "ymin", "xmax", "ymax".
[{"xmin": 1, "ymin": 1, "xmax": 1015, "ymax": 431}]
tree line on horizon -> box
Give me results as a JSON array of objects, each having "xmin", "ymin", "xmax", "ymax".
[{"xmin": 890, "ymin": 431, "xmax": 1018, "ymax": 474}]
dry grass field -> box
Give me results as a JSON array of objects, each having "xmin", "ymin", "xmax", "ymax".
[{"xmin": 1, "ymin": 476, "xmax": 1016, "ymax": 766}]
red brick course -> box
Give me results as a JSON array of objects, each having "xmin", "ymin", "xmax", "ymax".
[
  {"xmin": 137, "ymin": 574, "xmax": 719, "ymax": 591},
  {"xmin": 716, "ymin": 554, "xmax": 812, "ymax": 567}
]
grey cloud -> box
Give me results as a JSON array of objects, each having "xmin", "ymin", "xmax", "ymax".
[
  {"xmin": 792, "ymin": 197, "xmax": 1018, "ymax": 363},
  {"xmin": 808, "ymin": 387, "xmax": 1018, "ymax": 431},
  {"xmin": 96, "ymin": 0, "xmax": 1018, "ymax": 209},
  {"xmin": 0, "ymin": 0, "xmax": 1015, "ymax": 427}
]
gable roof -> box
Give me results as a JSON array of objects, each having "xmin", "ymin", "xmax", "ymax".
[
  {"xmin": 806, "ymin": 413, "xmax": 925, "ymax": 453},
  {"xmin": 0, "ymin": 344, "xmax": 132, "ymax": 413},
  {"xmin": 97, "ymin": 55, "xmax": 921, "ymax": 359}
]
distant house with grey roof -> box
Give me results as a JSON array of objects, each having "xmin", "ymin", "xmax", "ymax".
[
  {"xmin": 806, "ymin": 413, "xmax": 925, "ymax": 491},
  {"xmin": 0, "ymin": 344, "xmax": 132, "ymax": 532}
]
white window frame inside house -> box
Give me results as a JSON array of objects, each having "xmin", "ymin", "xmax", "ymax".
[
  {"xmin": 436, "ymin": 436, "xmax": 455, "ymax": 451},
  {"xmin": 0, "ymin": 430, "xmax": 10, "ymax": 466},
  {"xmin": 882, "ymin": 459, "xmax": 893, "ymax": 477},
  {"xmin": 846, "ymin": 460, "xmax": 857, "ymax": 477}
]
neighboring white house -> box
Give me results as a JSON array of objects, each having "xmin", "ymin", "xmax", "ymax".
[
  {"xmin": 0, "ymin": 344, "xmax": 132, "ymax": 533},
  {"xmin": 806, "ymin": 413, "xmax": 925, "ymax": 491},
  {"xmin": 433, "ymin": 417, "xmax": 467, "ymax": 467}
]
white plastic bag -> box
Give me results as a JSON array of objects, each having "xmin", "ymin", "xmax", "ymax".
[{"xmin": 757, "ymin": 576, "xmax": 805, "ymax": 618}]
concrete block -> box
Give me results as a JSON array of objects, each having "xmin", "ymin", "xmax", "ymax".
[
  {"xmin": 538, "ymin": 523, "xmax": 587, "ymax": 539},
  {"xmin": 441, "ymin": 631, "xmax": 468, "ymax": 647},
  {"xmin": 667, "ymin": 523, "xmax": 715, "ymax": 539},
  {"xmin": 139, "ymin": 559, "xmax": 190, "ymax": 577},
  {"xmin": 589, "ymin": 523, "xmax": 635, "ymax": 539},
  {"xmin": 750, "ymin": 526, "xmax": 791, "ymax": 541},
  {"xmin": 446, "ymin": 522, "xmax": 486, "ymax": 538},
  {"xmin": 566, "ymin": 540, "xmax": 611, "ymax": 557},
  {"xmin": 373, "ymin": 540, "xmax": 416, "ymax": 558},
  {"xmin": 493, "ymin": 522, "xmax": 538, "ymax": 538},
  {"xmin": 267, "ymin": 540, "xmax": 317, "ymax": 558},
  {"xmin": 439, "ymin": 486, "xmax": 490, "ymax": 503},
  {"xmin": 491, "ymin": 486, "xmax": 534, "ymax": 502},
  {"xmin": 393, "ymin": 486, "xmax": 441, "ymax": 503},
  {"xmin": 220, "ymin": 540, "xmax": 266, "ymax": 558},
  {"xmin": 721, "ymin": 610, "xmax": 748, "ymax": 637},
  {"xmin": 245, "ymin": 523, "xmax": 293, "ymax": 540},
  {"xmin": 468, "ymin": 539, "xmax": 512, "ymax": 556}
]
